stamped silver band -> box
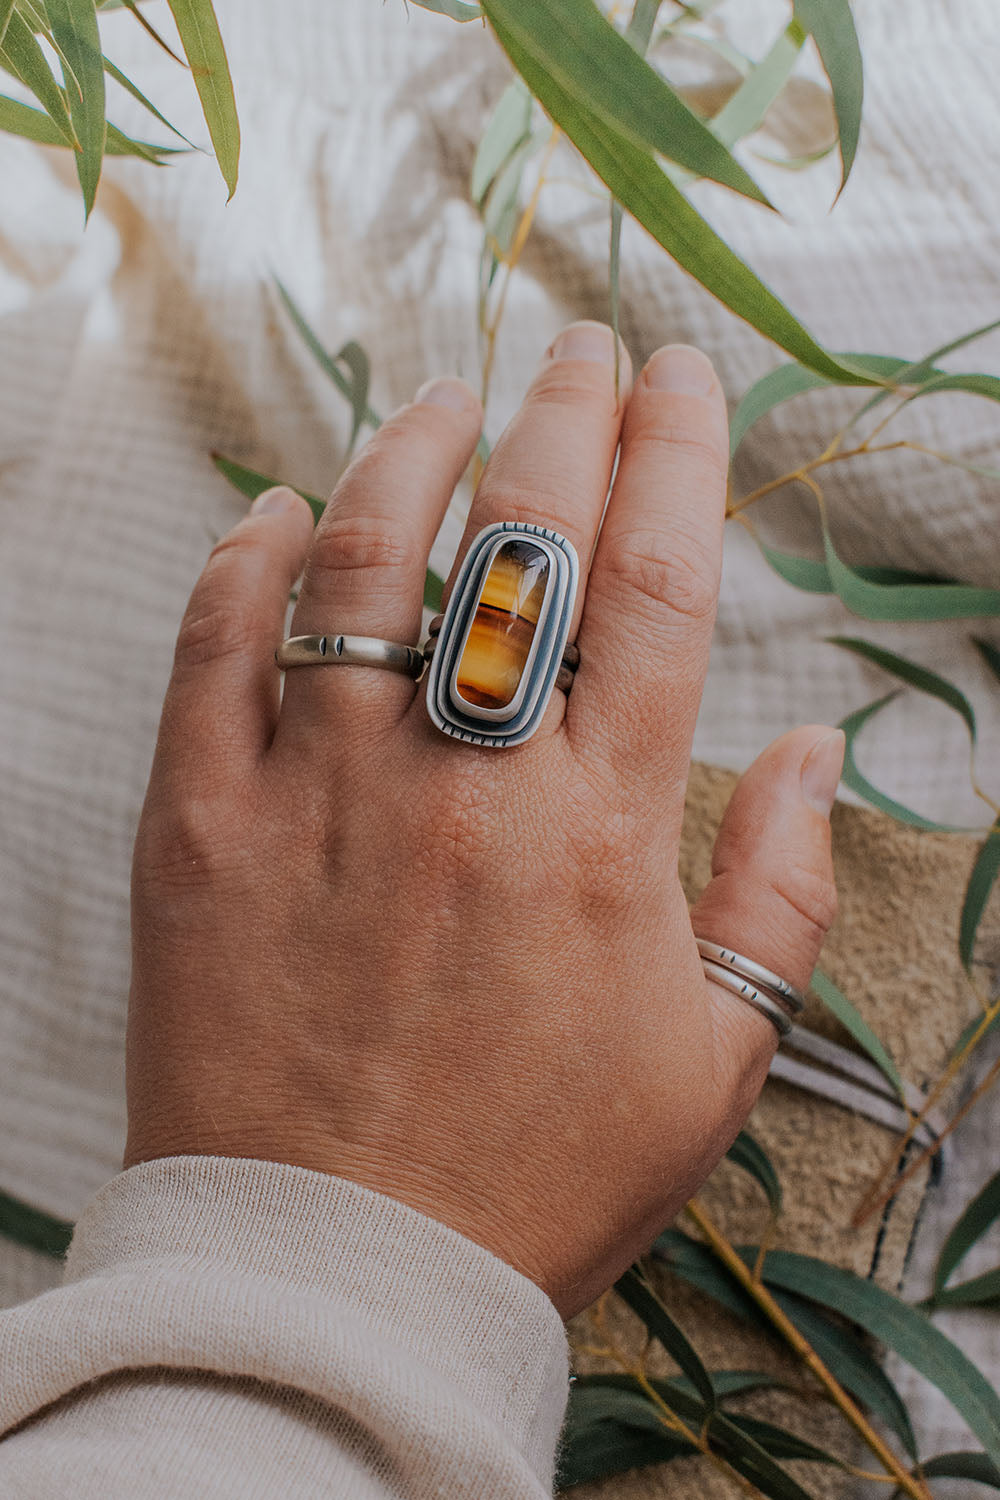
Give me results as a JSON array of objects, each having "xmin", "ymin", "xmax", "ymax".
[
  {"xmin": 701, "ymin": 959, "xmax": 793, "ymax": 1038},
  {"xmin": 276, "ymin": 634, "xmax": 424, "ymax": 678},
  {"xmin": 696, "ymin": 938, "xmax": 805, "ymax": 1014},
  {"xmin": 424, "ymin": 521, "xmax": 579, "ymax": 748}
]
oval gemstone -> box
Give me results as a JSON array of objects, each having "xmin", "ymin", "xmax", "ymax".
[{"xmin": 454, "ymin": 539, "xmax": 550, "ymax": 711}]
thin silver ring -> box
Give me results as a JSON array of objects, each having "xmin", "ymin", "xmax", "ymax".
[
  {"xmin": 696, "ymin": 939, "xmax": 805, "ymax": 1015},
  {"xmin": 701, "ymin": 959, "xmax": 793, "ymax": 1038},
  {"xmin": 276, "ymin": 634, "xmax": 424, "ymax": 678}
]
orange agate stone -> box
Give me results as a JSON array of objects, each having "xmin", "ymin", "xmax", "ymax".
[{"xmin": 455, "ymin": 539, "xmax": 550, "ymax": 710}]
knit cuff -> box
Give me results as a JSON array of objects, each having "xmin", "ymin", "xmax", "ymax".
[{"xmin": 0, "ymin": 1156, "xmax": 570, "ymax": 1488}]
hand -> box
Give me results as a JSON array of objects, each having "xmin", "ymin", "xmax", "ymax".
[{"xmin": 126, "ymin": 322, "xmax": 842, "ymax": 1318}]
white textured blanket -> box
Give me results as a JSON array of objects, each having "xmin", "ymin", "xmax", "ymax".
[{"xmin": 0, "ymin": 0, "xmax": 997, "ymax": 1461}]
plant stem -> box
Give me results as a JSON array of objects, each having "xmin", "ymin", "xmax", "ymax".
[{"xmin": 683, "ymin": 1200, "xmax": 933, "ymax": 1500}]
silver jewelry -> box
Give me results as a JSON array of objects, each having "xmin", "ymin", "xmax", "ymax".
[
  {"xmin": 701, "ymin": 959, "xmax": 793, "ymax": 1038},
  {"xmin": 695, "ymin": 939, "xmax": 805, "ymax": 1015},
  {"xmin": 424, "ymin": 520, "xmax": 579, "ymax": 748},
  {"xmin": 276, "ymin": 634, "xmax": 424, "ymax": 678}
]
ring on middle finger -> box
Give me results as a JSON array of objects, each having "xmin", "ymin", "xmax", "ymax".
[{"xmin": 423, "ymin": 520, "xmax": 579, "ymax": 748}]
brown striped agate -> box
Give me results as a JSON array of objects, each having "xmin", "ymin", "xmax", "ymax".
[{"xmin": 454, "ymin": 539, "xmax": 550, "ymax": 710}]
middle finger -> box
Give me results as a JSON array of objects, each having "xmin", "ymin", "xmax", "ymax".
[{"xmin": 434, "ymin": 320, "xmax": 631, "ymax": 662}]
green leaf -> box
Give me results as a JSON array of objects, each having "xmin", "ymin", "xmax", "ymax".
[
  {"xmin": 482, "ymin": 0, "xmax": 772, "ymax": 206},
  {"xmin": 918, "ymin": 1451, "xmax": 1000, "ymax": 1490},
  {"xmin": 851, "ymin": 315, "xmax": 1000, "ymax": 429},
  {"xmin": 725, "ymin": 1129, "xmax": 782, "ymax": 1217},
  {"xmin": 706, "ymin": 1412, "xmax": 817, "ymax": 1499},
  {"xmin": 0, "ymin": 90, "xmax": 174, "ymax": 156},
  {"xmin": 838, "ymin": 693, "xmax": 966, "ymax": 831},
  {"xmin": 335, "ymin": 339, "xmax": 371, "ymax": 458},
  {"xmin": 117, "ymin": 0, "xmax": 186, "ymax": 63},
  {"xmin": 973, "ymin": 637, "xmax": 1000, "ymax": 686},
  {"xmin": 274, "ymin": 277, "xmax": 381, "ymax": 433},
  {"xmin": 827, "ymin": 636, "xmax": 977, "ymax": 741},
  {"xmin": 45, "ymin": 0, "xmax": 106, "ymax": 217},
  {"xmin": 749, "ymin": 1247, "xmax": 1000, "ymax": 1469},
  {"xmin": 931, "ymin": 1267, "xmax": 1000, "ymax": 1311},
  {"xmin": 0, "ymin": 7, "xmax": 77, "ymax": 145},
  {"xmin": 0, "ymin": 1187, "xmax": 73, "ymax": 1258},
  {"xmin": 164, "ymin": 0, "xmax": 239, "ymax": 197},
  {"xmin": 560, "ymin": 1381, "xmax": 692, "ymax": 1487},
  {"xmin": 809, "ymin": 968, "xmax": 906, "ymax": 1102},
  {"xmin": 792, "ymin": 0, "xmax": 862, "ymax": 192},
  {"xmin": 103, "ymin": 56, "xmax": 193, "ymax": 144},
  {"xmin": 211, "ymin": 454, "xmax": 445, "ymax": 613},
  {"xmin": 615, "ymin": 1263, "xmax": 716, "ymax": 1409},
  {"xmin": 823, "ymin": 515, "xmax": 1000, "ymax": 623},
  {"xmin": 211, "ymin": 453, "xmax": 325, "ymax": 522},
  {"xmin": 407, "ymin": 0, "xmax": 483, "ymax": 19},
  {"xmin": 482, "ymin": 6, "xmax": 873, "ymax": 386},
  {"xmin": 710, "ymin": 19, "xmax": 806, "ymax": 150},
  {"xmin": 471, "ymin": 74, "xmax": 531, "ymax": 203},
  {"xmin": 729, "ymin": 353, "xmax": 920, "ymax": 455},
  {"xmin": 652, "ymin": 1228, "xmax": 919, "ymax": 1458},
  {"xmin": 480, "ymin": 125, "xmax": 547, "ymax": 255},
  {"xmin": 0, "ymin": 0, "xmax": 15, "ymax": 46},
  {"xmin": 960, "ymin": 829, "xmax": 1000, "ymax": 971}
]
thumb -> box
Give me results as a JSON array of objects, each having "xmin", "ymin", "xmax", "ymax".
[{"xmin": 690, "ymin": 724, "xmax": 844, "ymax": 1074}]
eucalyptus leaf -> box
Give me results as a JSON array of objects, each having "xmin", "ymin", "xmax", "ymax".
[
  {"xmin": 973, "ymin": 637, "xmax": 1000, "ymax": 686},
  {"xmin": 725, "ymin": 1129, "xmax": 782, "ymax": 1217},
  {"xmin": 481, "ymin": 0, "xmax": 773, "ymax": 206},
  {"xmin": 274, "ymin": 277, "xmax": 381, "ymax": 432},
  {"xmin": 103, "ymin": 55, "xmax": 193, "ymax": 144},
  {"xmin": 851, "ymin": 315, "xmax": 1000, "ymax": 427},
  {"xmin": 615, "ymin": 1263, "xmax": 716, "ymax": 1409},
  {"xmin": 0, "ymin": 1187, "xmax": 73, "ymax": 1257},
  {"xmin": 559, "ymin": 1381, "xmax": 692, "ymax": 1488},
  {"xmin": 960, "ymin": 828, "xmax": 1000, "ymax": 971},
  {"xmin": 827, "ymin": 636, "xmax": 977, "ymax": 741},
  {"xmin": 118, "ymin": 0, "xmax": 186, "ymax": 63},
  {"xmin": 729, "ymin": 352, "xmax": 923, "ymax": 456},
  {"xmin": 164, "ymin": 0, "xmax": 239, "ymax": 197},
  {"xmin": 746, "ymin": 1247, "xmax": 1000, "ymax": 1468},
  {"xmin": 0, "ymin": 92, "xmax": 177, "ymax": 156},
  {"xmin": 471, "ymin": 74, "xmax": 531, "ymax": 203},
  {"xmin": 0, "ymin": 7, "xmax": 77, "ymax": 146},
  {"xmin": 710, "ymin": 19, "xmax": 805, "ymax": 150},
  {"xmin": 652, "ymin": 1228, "xmax": 919, "ymax": 1457},
  {"xmin": 917, "ymin": 1451, "xmax": 1000, "ymax": 1490},
  {"xmin": 211, "ymin": 453, "xmax": 446, "ymax": 613},
  {"xmin": 823, "ymin": 516, "xmax": 1000, "ymax": 623},
  {"xmin": 706, "ymin": 1411, "xmax": 816, "ymax": 1499},
  {"xmin": 809, "ymin": 968, "xmax": 906, "ymax": 1102},
  {"xmin": 46, "ymin": 0, "xmax": 106, "ymax": 217},
  {"xmin": 0, "ymin": 0, "xmax": 14, "ymax": 46},
  {"xmin": 482, "ymin": 7, "xmax": 873, "ymax": 384},
  {"xmin": 838, "ymin": 693, "xmax": 967, "ymax": 831},
  {"xmin": 792, "ymin": 0, "xmax": 862, "ymax": 191},
  {"xmin": 407, "ymin": 0, "xmax": 483, "ymax": 19},
  {"xmin": 931, "ymin": 1267, "xmax": 1000, "ymax": 1311}
]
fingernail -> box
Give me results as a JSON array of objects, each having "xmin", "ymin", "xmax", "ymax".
[
  {"xmin": 547, "ymin": 320, "xmax": 618, "ymax": 365},
  {"xmin": 250, "ymin": 485, "xmax": 299, "ymax": 515},
  {"xmin": 414, "ymin": 376, "xmax": 478, "ymax": 411},
  {"xmin": 645, "ymin": 343, "xmax": 716, "ymax": 395},
  {"xmin": 801, "ymin": 729, "xmax": 846, "ymax": 816}
]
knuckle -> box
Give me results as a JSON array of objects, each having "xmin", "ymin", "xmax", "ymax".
[
  {"xmin": 603, "ymin": 529, "xmax": 719, "ymax": 622},
  {"xmin": 135, "ymin": 792, "xmax": 246, "ymax": 892},
  {"xmin": 528, "ymin": 362, "xmax": 620, "ymax": 410},
  {"xmin": 627, "ymin": 412, "xmax": 729, "ymax": 487},
  {"xmin": 763, "ymin": 859, "xmax": 838, "ymax": 938},
  {"xmin": 307, "ymin": 513, "xmax": 414, "ymax": 582},
  {"xmin": 470, "ymin": 482, "xmax": 578, "ymax": 539},
  {"xmin": 174, "ymin": 600, "xmax": 247, "ymax": 672}
]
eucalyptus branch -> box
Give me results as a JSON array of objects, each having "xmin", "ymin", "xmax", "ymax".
[{"xmin": 683, "ymin": 1199, "xmax": 934, "ymax": 1500}]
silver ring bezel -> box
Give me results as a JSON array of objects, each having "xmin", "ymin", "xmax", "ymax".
[{"xmin": 425, "ymin": 521, "xmax": 579, "ymax": 748}]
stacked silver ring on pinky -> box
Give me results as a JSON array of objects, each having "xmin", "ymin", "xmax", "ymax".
[{"xmin": 695, "ymin": 938, "xmax": 805, "ymax": 1039}]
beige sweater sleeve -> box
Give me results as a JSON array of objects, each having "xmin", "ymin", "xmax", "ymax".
[{"xmin": 0, "ymin": 1156, "xmax": 571, "ymax": 1498}]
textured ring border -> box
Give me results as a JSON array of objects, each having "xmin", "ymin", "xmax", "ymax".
[{"xmin": 424, "ymin": 521, "xmax": 579, "ymax": 748}]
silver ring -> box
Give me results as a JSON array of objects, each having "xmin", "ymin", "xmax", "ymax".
[
  {"xmin": 424, "ymin": 520, "xmax": 579, "ymax": 748},
  {"xmin": 701, "ymin": 959, "xmax": 793, "ymax": 1038},
  {"xmin": 276, "ymin": 634, "xmax": 424, "ymax": 678},
  {"xmin": 695, "ymin": 939, "xmax": 805, "ymax": 1014}
]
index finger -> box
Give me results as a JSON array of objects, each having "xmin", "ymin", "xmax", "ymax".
[{"xmin": 566, "ymin": 344, "xmax": 729, "ymax": 789}]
